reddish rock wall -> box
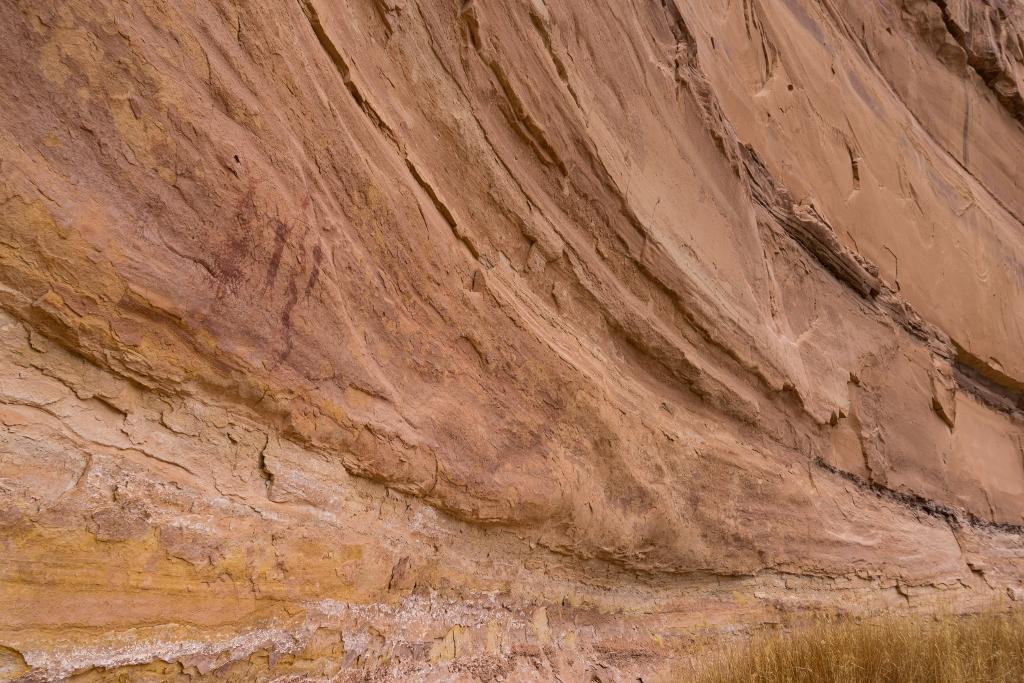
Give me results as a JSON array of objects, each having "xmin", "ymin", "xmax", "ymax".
[{"xmin": 1, "ymin": 0, "xmax": 1023, "ymax": 679}]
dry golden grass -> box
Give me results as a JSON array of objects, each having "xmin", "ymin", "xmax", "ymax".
[{"xmin": 690, "ymin": 609, "xmax": 1024, "ymax": 683}]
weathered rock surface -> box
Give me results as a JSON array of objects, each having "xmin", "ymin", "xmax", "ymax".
[{"xmin": 1, "ymin": 0, "xmax": 1023, "ymax": 679}]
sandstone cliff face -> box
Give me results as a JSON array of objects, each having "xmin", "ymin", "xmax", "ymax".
[{"xmin": 1, "ymin": 0, "xmax": 1023, "ymax": 679}]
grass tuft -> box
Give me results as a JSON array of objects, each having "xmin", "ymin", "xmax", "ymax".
[{"xmin": 691, "ymin": 609, "xmax": 1024, "ymax": 683}]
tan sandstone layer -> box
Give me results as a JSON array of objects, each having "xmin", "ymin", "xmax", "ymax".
[{"xmin": 1, "ymin": 0, "xmax": 1023, "ymax": 680}]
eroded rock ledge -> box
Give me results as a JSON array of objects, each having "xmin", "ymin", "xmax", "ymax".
[{"xmin": 2, "ymin": 0, "xmax": 1023, "ymax": 679}]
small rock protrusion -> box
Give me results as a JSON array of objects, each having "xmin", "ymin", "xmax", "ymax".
[
  {"xmin": 929, "ymin": 358, "xmax": 957, "ymax": 428},
  {"xmin": 388, "ymin": 555, "xmax": 416, "ymax": 591}
]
